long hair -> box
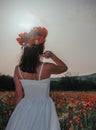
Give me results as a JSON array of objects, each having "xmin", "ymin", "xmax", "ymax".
[{"xmin": 19, "ymin": 43, "xmax": 44, "ymax": 73}]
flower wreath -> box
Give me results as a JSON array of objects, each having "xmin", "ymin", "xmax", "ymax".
[{"xmin": 16, "ymin": 27, "xmax": 48, "ymax": 47}]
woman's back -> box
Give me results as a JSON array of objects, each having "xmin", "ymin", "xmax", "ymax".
[
  {"xmin": 6, "ymin": 26, "xmax": 68, "ymax": 130},
  {"xmin": 18, "ymin": 62, "xmax": 51, "ymax": 99},
  {"xmin": 6, "ymin": 64, "xmax": 61, "ymax": 130},
  {"xmin": 18, "ymin": 62, "xmax": 51, "ymax": 80}
]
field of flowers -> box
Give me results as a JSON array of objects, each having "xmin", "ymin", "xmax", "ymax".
[{"xmin": 0, "ymin": 91, "xmax": 96, "ymax": 130}]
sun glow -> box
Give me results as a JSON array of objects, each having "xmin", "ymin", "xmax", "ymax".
[
  {"xmin": 18, "ymin": 23, "xmax": 34, "ymax": 30},
  {"xmin": 17, "ymin": 10, "xmax": 44, "ymax": 31}
]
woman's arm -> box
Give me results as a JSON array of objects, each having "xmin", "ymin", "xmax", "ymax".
[
  {"xmin": 14, "ymin": 67, "xmax": 24, "ymax": 106},
  {"xmin": 43, "ymin": 51, "xmax": 68, "ymax": 74}
]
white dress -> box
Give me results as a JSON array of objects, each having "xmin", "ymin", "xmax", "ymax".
[{"xmin": 6, "ymin": 63, "xmax": 61, "ymax": 130}]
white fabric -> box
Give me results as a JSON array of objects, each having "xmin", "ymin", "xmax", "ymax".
[{"xmin": 6, "ymin": 64, "xmax": 61, "ymax": 130}]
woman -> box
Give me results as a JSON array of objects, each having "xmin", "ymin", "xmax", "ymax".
[{"xmin": 6, "ymin": 27, "xmax": 68, "ymax": 130}]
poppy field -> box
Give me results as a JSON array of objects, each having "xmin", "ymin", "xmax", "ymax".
[
  {"xmin": 50, "ymin": 91, "xmax": 96, "ymax": 130},
  {"xmin": 0, "ymin": 91, "xmax": 96, "ymax": 130}
]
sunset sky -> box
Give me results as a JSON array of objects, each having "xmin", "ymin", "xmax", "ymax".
[{"xmin": 0, "ymin": 0, "xmax": 96, "ymax": 77}]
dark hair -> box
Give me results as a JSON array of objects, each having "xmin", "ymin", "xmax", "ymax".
[{"xmin": 19, "ymin": 43, "xmax": 44, "ymax": 73}]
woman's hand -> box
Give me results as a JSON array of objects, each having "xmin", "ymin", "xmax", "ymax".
[
  {"xmin": 43, "ymin": 51, "xmax": 53, "ymax": 59},
  {"xmin": 43, "ymin": 51, "xmax": 68, "ymax": 74}
]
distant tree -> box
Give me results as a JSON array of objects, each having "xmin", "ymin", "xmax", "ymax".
[
  {"xmin": 50, "ymin": 81, "xmax": 59, "ymax": 91},
  {"xmin": 0, "ymin": 74, "xmax": 15, "ymax": 91},
  {"xmin": 50, "ymin": 76, "xmax": 96, "ymax": 91}
]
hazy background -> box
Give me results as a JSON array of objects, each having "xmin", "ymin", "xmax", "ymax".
[{"xmin": 0, "ymin": 0, "xmax": 96, "ymax": 76}]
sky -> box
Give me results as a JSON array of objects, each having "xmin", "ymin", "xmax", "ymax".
[{"xmin": 0, "ymin": 0, "xmax": 96, "ymax": 77}]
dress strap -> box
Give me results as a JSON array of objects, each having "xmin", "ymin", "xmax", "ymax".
[
  {"xmin": 38, "ymin": 62, "xmax": 44, "ymax": 80},
  {"xmin": 18, "ymin": 67, "xmax": 24, "ymax": 79}
]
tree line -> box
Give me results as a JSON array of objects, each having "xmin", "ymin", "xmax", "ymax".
[
  {"xmin": 0, "ymin": 74, "xmax": 96, "ymax": 91},
  {"xmin": 50, "ymin": 76, "xmax": 96, "ymax": 91},
  {"xmin": 0, "ymin": 74, "xmax": 15, "ymax": 91}
]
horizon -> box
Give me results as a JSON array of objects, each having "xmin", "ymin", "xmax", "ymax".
[
  {"xmin": 0, "ymin": 69, "xmax": 96, "ymax": 77},
  {"xmin": 0, "ymin": 0, "xmax": 96, "ymax": 77}
]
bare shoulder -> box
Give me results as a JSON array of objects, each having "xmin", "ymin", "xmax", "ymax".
[
  {"xmin": 43, "ymin": 62, "xmax": 57, "ymax": 73},
  {"xmin": 44, "ymin": 62, "xmax": 55, "ymax": 70},
  {"xmin": 44, "ymin": 62, "xmax": 67, "ymax": 75}
]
